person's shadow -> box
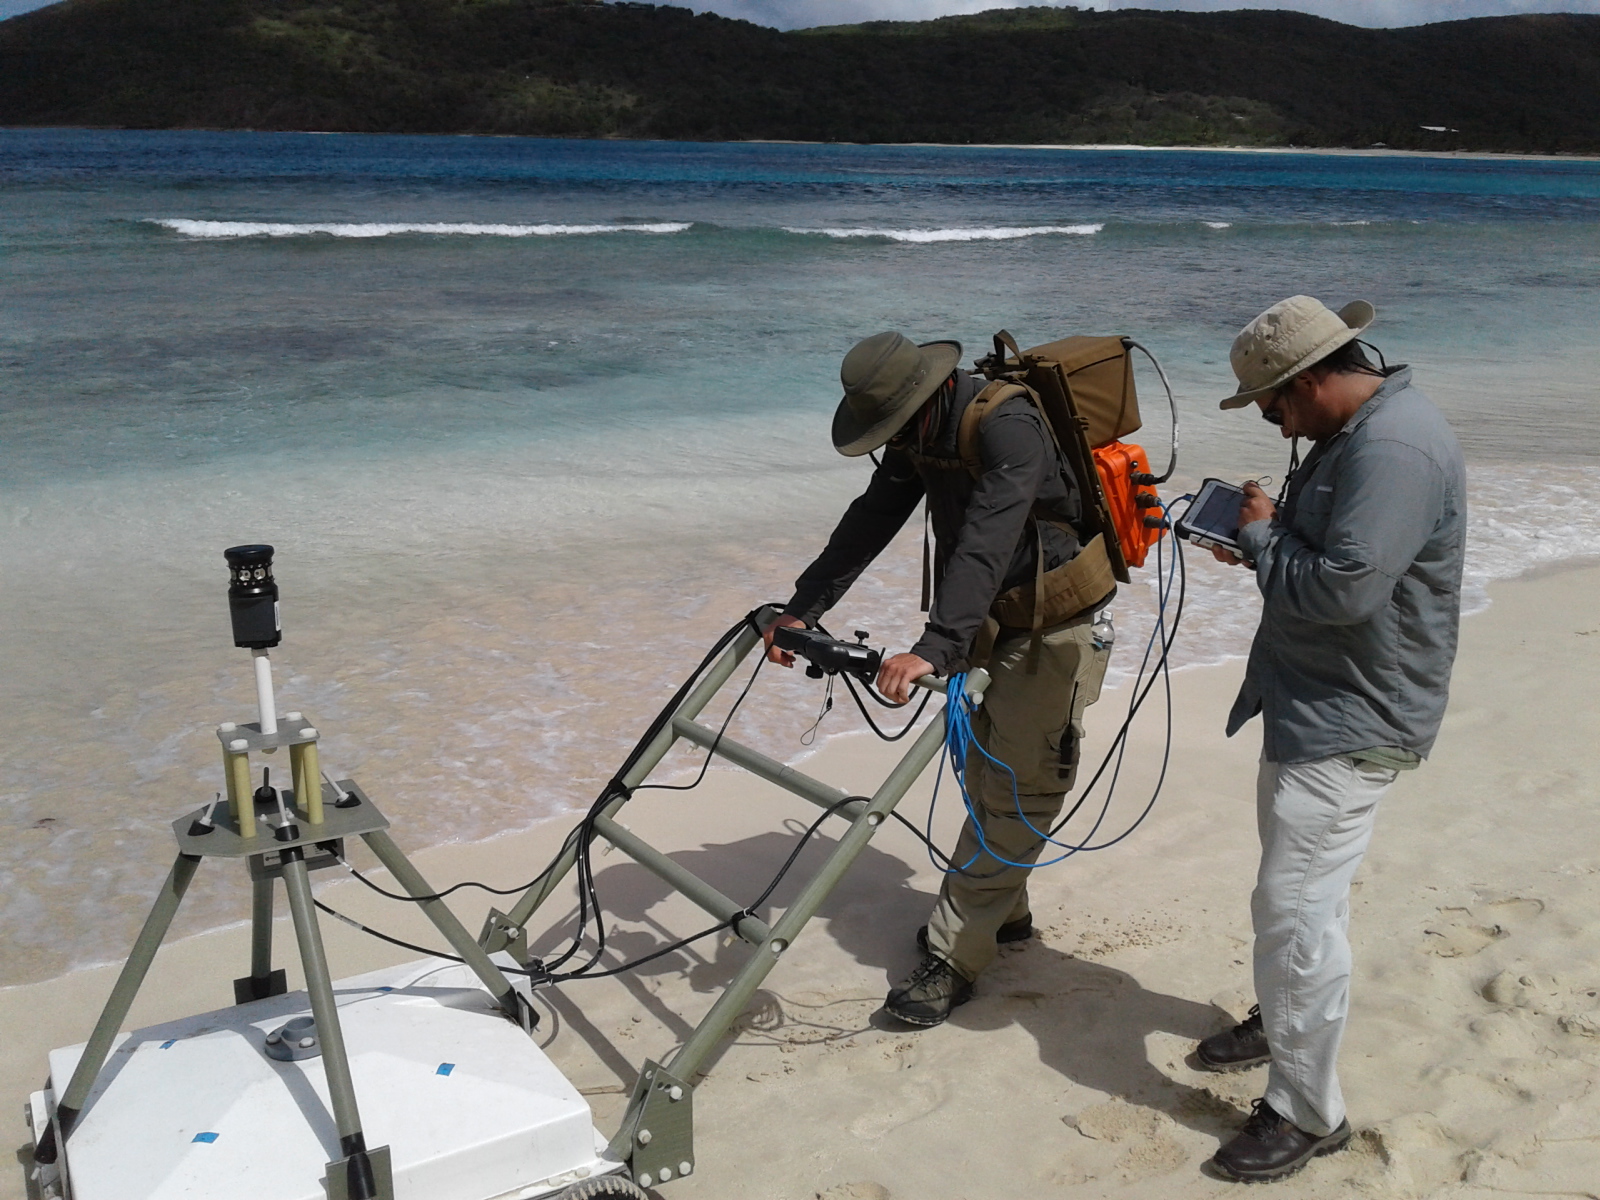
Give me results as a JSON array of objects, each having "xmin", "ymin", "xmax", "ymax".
[{"xmin": 527, "ymin": 820, "xmax": 1242, "ymax": 1139}]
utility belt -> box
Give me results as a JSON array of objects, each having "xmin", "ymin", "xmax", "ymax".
[
  {"xmin": 990, "ymin": 527, "xmax": 1116, "ymax": 672},
  {"xmin": 991, "ymin": 527, "xmax": 1116, "ymax": 634}
]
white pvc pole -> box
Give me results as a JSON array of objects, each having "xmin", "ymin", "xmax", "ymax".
[{"xmin": 252, "ymin": 649, "xmax": 278, "ymax": 736}]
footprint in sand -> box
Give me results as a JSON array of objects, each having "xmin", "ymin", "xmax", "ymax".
[
  {"xmin": 847, "ymin": 1077, "xmax": 946, "ymax": 1140},
  {"xmin": 1424, "ymin": 908, "xmax": 1508, "ymax": 957},
  {"xmin": 1479, "ymin": 968, "xmax": 1600, "ymax": 1037},
  {"xmin": 1070, "ymin": 1099, "xmax": 1188, "ymax": 1181},
  {"xmin": 1424, "ymin": 896, "xmax": 1543, "ymax": 958}
]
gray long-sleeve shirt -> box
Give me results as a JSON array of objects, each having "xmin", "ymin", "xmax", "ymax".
[
  {"xmin": 1228, "ymin": 368, "xmax": 1467, "ymax": 763},
  {"xmin": 784, "ymin": 370, "xmax": 1085, "ymax": 673}
]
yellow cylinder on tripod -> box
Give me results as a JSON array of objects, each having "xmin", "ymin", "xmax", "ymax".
[
  {"xmin": 225, "ymin": 750, "xmax": 256, "ymax": 840},
  {"xmin": 291, "ymin": 740, "xmax": 324, "ymax": 826}
]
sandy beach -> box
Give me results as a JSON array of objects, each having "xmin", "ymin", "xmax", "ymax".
[{"xmin": 5, "ymin": 559, "xmax": 1598, "ymax": 1200}]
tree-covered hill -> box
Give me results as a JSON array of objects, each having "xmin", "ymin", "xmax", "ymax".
[{"xmin": 2, "ymin": 0, "xmax": 1598, "ymax": 152}]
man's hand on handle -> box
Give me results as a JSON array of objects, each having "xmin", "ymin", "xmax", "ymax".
[
  {"xmin": 1213, "ymin": 480, "xmax": 1276, "ymax": 566},
  {"xmin": 763, "ymin": 613, "xmax": 805, "ymax": 667},
  {"xmin": 877, "ymin": 652, "xmax": 935, "ymax": 704}
]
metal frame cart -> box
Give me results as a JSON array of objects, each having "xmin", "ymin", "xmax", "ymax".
[{"xmin": 25, "ymin": 577, "xmax": 985, "ymax": 1200}]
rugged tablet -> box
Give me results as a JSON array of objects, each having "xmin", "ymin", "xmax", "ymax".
[{"xmin": 1175, "ymin": 478, "xmax": 1250, "ymax": 556}]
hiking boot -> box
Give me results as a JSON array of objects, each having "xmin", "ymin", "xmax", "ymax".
[
  {"xmin": 1209, "ymin": 1098, "xmax": 1352, "ymax": 1182},
  {"xmin": 1197, "ymin": 1004, "xmax": 1270, "ymax": 1072},
  {"xmin": 884, "ymin": 953, "xmax": 974, "ymax": 1027},
  {"xmin": 915, "ymin": 915, "xmax": 1034, "ymax": 954}
]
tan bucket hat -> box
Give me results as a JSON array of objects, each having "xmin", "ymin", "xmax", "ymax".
[
  {"xmin": 832, "ymin": 332, "xmax": 963, "ymax": 456},
  {"xmin": 1222, "ymin": 296, "xmax": 1376, "ymax": 410}
]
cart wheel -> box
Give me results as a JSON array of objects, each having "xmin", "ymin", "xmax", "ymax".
[{"xmin": 556, "ymin": 1175, "xmax": 651, "ymax": 1199}]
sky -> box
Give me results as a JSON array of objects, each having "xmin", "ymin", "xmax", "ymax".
[{"xmin": 3, "ymin": 0, "xmax": 1599, "ymax": 26}]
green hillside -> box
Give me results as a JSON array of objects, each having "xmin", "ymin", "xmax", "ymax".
[{"xmin": 2, "ymin": 0, "xmax": 1598, "ymax": 152}]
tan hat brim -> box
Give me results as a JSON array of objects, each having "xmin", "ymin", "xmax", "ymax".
[
  {"xmin": 1220, "ymin": 299, "xmax": 1376, "ymax": 410},
  {"xmin": 832, "ymin": 340, "xmax": 964, "ymax": 456}
]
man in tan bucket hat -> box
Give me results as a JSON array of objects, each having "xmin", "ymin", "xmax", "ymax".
[
  {"xmin": 1195, "ymin": 297, "xmax": 1467, "ymax": 1183},
  {"xmin": 764, "ymin": 331, "xmax": 1114, "ymax": 1027}
]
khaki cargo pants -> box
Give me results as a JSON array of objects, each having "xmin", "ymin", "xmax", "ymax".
[{"xmin": 924, "ymin": 610, "xmax": 1110, "ymax": 980}]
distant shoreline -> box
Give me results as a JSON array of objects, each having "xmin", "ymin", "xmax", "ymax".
[
  {"xmin": 5, "ymin": 126, "xmax": 1600, "ymax": 164},
  {"xmin": 748, "ymin": 139, "xmax": 1600, "ymax": 164}
]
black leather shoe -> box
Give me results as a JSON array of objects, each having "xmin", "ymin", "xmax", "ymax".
[
  {"xmin": 915, "ymin": 915, "xmax": 1033, "ymax": 954},
  {"xmin": 884, "ymin": 953, "xmax": 974, "ymax": 1026},
  {"xmin": 1197, "ymin": 1004, "xmax": 1270, "ymax": 1072},
  {"xmin": 1210, "ymin": 1099, "xmax": 1352, "ymax": 1182}
]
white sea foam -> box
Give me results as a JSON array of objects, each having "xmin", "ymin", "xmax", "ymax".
[
  {"xmin": 1203, "ymin": 221, "xmax": 1232, "ymax": 229},
  {"xmin": 149, "ymin": 219, "xmax": 693, "ymax": 239},
  {"xmin": 783, "ymin": 224, "xmax": 1103, "ymax": 242}
]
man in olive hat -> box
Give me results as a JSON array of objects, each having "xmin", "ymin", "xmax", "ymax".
[
  {"xmin": 1194, "ymin": 297, "xmax": 1466, "ymax": 1182},
  {"xmin": 764, "ymin": 331, "xmax": 1113, "ymax": 1026}
]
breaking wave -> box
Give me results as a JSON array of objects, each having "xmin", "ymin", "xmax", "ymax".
[
  {"xmin": 783, "ymin": 223, "xmax": 1103, "ymax": 242},
  {"xmin": 149, "ymin": 219, "xmax": 694, "ymax": 238}
]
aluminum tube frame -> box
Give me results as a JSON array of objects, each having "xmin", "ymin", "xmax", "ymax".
[
  {"xmin": 655, "ymin": 668, "xmax": 988, "ymax": 1090},
  {"xmin": 42, "ymin": 852, "xmax": 202, "ymax": 1156},
  {"xmin": 494, "ymin": 610, "xmax": 776, "ymax": 937},
  {"xmin": 592, "ymin": 815, "xmax": 771, "ymax": 946},
  {"xmin": 250, "ymin": 875, "xmax": 275, "ymax": 981},
  {"xmin": 280, "ymin": 851, "xmax": 365, "ymax": 1143},
  {"xmin": 360, "ymin": 829, "xmax": 530, "ymax": 1026},
  {"xmin": 670, "ymin": 717, "xmax": 864, "ymax": 820}
]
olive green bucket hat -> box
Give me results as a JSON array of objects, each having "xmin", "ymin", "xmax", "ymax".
[
  {"xmin": 1222, "ymin": 295, "xmax": 1376, "ymax": 410},
  {"xmin": 832, "ymin": 332, "xmax": 963, "ymax": 457}
]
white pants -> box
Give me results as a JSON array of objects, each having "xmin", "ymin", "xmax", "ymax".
[{"xmin": 1253, "ymin": 754, "xmax": 1396, "ymax": 1137}]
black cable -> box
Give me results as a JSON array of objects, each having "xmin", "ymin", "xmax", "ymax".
[
  {"xmin": 341, "ymin": 824, "xmax": 585, "ymax": 905},
  {"xmin": 1048, "ymin": 522, "xmax": 1187, "ymax": 840},
  {"xmin": 552, "ymin": 647, "xmax": 768, "ymax": 981},
  {"xmin": 340, "ymin": 609, "xmax": 772, "ymax": 910},
  {"xmin": 316, "ymin": 795, "xmax": 866, "ymax": 986},
  {"xmin": 837, "ymin": 672, "xmax": 934, "ymax": 741},
  {"xmin": 1050, "ymin": 531, "xmax": 1184, "ymax": 851},
  {"xmin": 631, "ymin": 654, "xmax": 765, "ymax": 797}
]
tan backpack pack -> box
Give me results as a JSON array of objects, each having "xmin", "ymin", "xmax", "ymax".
[{"xmin": 959, "ymin": 332, "xmax": 1167, "ymax": 667}]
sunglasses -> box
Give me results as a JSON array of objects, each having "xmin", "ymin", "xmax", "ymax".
[{"xmin": 1260, "ymin": 385, "xmax": 1292, "ymax": 427}]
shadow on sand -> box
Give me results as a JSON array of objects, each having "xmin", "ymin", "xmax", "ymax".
[{"xmin": 525, "ymin": 821, "xmax": 1243, "ymax": 1140}]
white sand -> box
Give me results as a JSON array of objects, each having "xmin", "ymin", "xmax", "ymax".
[{"xmin": 5, "ymin": 563, "xmax": 1599, "ymax": 1199}]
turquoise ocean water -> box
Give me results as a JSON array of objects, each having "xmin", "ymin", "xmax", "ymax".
[{"xmin": 3, "ymin": 130, "xmax": 1599, "ymax": 983}]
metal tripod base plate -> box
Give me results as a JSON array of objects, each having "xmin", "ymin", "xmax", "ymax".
[
  {"xmin": 324, "ymin": 1144, "xmax": 392, "ymax": 1200},
  {"xmin": 234, "ymin": 968, "xmax": 288, "ymax": 1004},
  {"xmin": 478, "ymin": 907, "xmax": 528, "ymax": 960},
  {"xmin": 614, "ymin": 1060, "xmax": 694, "ymax": 1189}
]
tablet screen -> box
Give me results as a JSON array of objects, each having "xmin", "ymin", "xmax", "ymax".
[{"xmin": 1189, "ymin": 483, "xmax": 1243, "ymax": 543}]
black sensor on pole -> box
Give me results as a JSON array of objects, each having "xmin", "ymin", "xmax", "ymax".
[{"xmin": 225, "ymin": 544, "xmax": 281, "ymax": 650}]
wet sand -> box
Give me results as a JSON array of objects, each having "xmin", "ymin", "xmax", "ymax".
[{"xmin": 5, "ymin": 563, "xmax": 1598, "ymax": 1200}]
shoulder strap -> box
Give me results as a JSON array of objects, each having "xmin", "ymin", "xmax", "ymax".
[{"xmin": 956, "ymin": 381, "xmax": 1033, "ymax": 479}]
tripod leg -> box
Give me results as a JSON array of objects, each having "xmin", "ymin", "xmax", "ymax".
[
  {"xmin": 280, "ymin": 847, "xmax": 385, "ymax": 1200},
  {"xmin": 251, "ymin": 875, "xmax": 274, "ymax": 979},
  {"xmin": 361, "ymin": 829, "xmax": 532, "ymax": 1028},
  {"xmin": 34, "ymin": 852, "xmax": 201, "ymax": 1163},
  {"xmin": 234, "ymin": 875, "xmax": 287, "ymax": 1003}
]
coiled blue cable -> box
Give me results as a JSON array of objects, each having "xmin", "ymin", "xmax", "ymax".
[{"xmin": 926, "ymin": 495, "xmax": 1188, "ymax": 875}]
